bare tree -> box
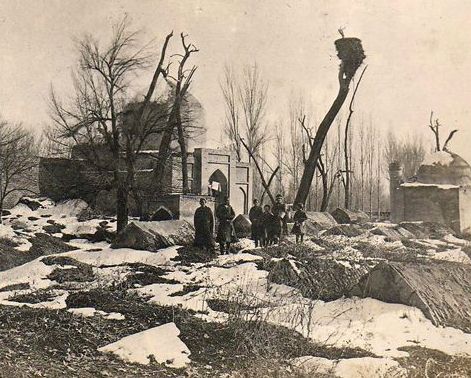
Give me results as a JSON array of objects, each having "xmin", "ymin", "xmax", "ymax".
[
  {"xmin": 158, "ymin": 33, "xmax": 199, "ymax": 194},
  {"xmin": 49, "ymin": 17, "xmax": 173, "ymax": 232},
  {"xmin": 294, "ymin": 36, "xmax": 365, "ymax": 206},
  {"xmin": 220, "ymin": 63, "xmax": 270, "ymax": 198},
  {"xmin": 384, "ymin": 131, "xmax": 426, "ymax": 179},
  {"xmin": 0, "ymin": 120, "xmax": 38, "ymax": 221},
  {"xmin": 343, "ymin": 66, "xmax": 367, "ymax": 209},
  {"xmin": 221, "ymin": 65, "xmax": 241, "ymax": 160}
]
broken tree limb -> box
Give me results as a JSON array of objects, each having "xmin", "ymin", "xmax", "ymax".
[
  {"xmin": 240, "ymin": 137, "xmax": 276, "ymax": 205},
  {"xmin": 260, "ymin": 166, "xmax": 280, "ymax": 203}
]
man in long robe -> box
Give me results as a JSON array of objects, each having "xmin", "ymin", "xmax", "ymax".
[
  {"xmin": 249, "ymin": 198, "xmax": 263, "ymax": 247},
  {"xmin": 215, "ymin": 196, "xmax": 236, "ymax": 254},
  {"xmin": 272, "ymin": 194, "xmax": 287, "ymax": 243},
  {"xmin": 194, "ymin": 198, "xmax": 215, "ymax": 251}
]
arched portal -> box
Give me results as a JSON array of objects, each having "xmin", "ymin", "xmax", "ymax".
[
  {"xmin": 151, "ymin": 206, "xmax": 173, "ymax": 221},
  {"xmin": 208, "ymin": 169, "xmax": 228, "ymax": 206},
  {"xmin": 239, "ymin": 187, "xmax": 248, "ymax": 214}
]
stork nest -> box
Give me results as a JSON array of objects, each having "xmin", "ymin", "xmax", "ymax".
[{"xmin": 335, "ymin": 37, "xmax": 366, "ymax": 79}]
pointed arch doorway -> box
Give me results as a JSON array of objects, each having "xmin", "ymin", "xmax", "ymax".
[{"xmin": 208, "ymin": 169, "xmax": 228, "ymax": 207}]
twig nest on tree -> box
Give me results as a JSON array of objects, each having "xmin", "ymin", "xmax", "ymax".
[{"xmin": 335, "ymin": 37, "xmax": 366, "ymax": 79}]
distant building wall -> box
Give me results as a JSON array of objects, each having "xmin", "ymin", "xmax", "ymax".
[
  {"xmin": 459, "ymin": 187, "xmax": 471, "ymax": 234},
  {"xmin": 401, "ymin": 185, "xmax": 460, "ymax": 232},
  {"xmin": 147, "ymin": 194, "xmax": 215, "ymax": 224},
  {"xmin": 39, "ymin": 147, "xmax": 251, "ymax": 218},
  {"xmin": 389, "ymin": 162, "xmax": 404, "ymax": 223}
]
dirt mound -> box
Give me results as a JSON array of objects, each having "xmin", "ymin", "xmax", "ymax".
[
  {"xmin": 351, "ymin": 260, "xmax": 471, "ymax": 332},
  {"xmin": 399, "ymin": 221, "xmax": 454, "ymax": 239},
  {"xmin": 305, "ymin": 212, "xmax": 337, "ymax": 229},
  {"xmin": 371, "ymin": 225, "xmax": 415, "ymax": 241},
  {"xmin": 261, "ymin": 255, "xmax": 371, "ymax": 301},
  {"xmin": 112, "ymin": 220, "xmax": 194, "ymax": 251},
  {"xmin": 323, "ymin": 224, "xmax": 363, "ymax": 237},
  {"xmin": 17, "ymin": 197, "xmax": 44, "ymax": 211},
  {"xmin": 29, "ymin": 233, "xmax": 77, "ymax": 256},
  {"xmin": 330, "ymin": 208, "xmax": 369, "ymax": 224},
  {"xmin": 233, "ymin": 214, "xmax": 251, "ymax": 238}
]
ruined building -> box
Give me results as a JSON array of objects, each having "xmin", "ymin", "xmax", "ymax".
[
  {"xmin": 38, "ymin": 93, "xmax": 252, "ymax": 221},
  {"xmin": 389, "ymin": 150, "xmax": 471, "ymax": 233}
]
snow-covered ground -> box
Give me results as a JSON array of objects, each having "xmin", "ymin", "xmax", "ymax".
[{"xmin": 1, "ymin": 198, "xmax": 471, "ymax": 375}]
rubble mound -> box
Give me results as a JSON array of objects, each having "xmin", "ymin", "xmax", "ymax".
[
  {"xmin": 29, "ymin": 233, "xmax": 77, "ymax": 256},
  {"xmin": 112, "ymin": 220, "xmax": 194, "ymax": 251},
  {"xmin": 305, "ymin": 212, "xmax": 338, "ymax": 229},
  {"xmin": 370, "ymin": 225, "xmax": 415, "ymax": 241},
  {"xmin": 399, "ymin": 221, "xmax": 454, "ymax": 239},
  {"xmin": 263, "ymin": 256, "xmax": 371, "ymax": 301},
  {"xmin": 330, "ymin": 208, "xmax": 369, "ymax": 224},
  {"xmin": 351, "ymin": 260, "xmax": 471, "ymax": 332},
  {"xmin": 323, "ymin": 224, "xmax": 363, "ymax": 237},
  {"xmin": 17, "ymin": 197, "xmax": 45, "ymax": 211},
  {"xmin": 233, "ymin": 214, "xmax": 251, "ymax": 238}
]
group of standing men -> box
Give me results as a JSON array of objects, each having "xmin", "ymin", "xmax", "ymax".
[
  {"xmin": 194, "ymin": 196, "xmax": 236, "ymax": 255},
  {"xmin": 194, "ymin": 193, "xmax": 308, "ymax": 255},
  {"xmin": 249, "ymin": 194, "xmax": 286, "ymax": 247},
  {"xmin": 248, "ymin": 194, "xmax": 308, "ymax": 246}
]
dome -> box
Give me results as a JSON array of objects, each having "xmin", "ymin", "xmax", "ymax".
[{"xmin": 416, "ymin": 151, "xmax": 471, "ymax": 186}]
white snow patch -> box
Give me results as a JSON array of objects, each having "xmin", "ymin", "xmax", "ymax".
[
  {"xmin": 64, "ymin": 246, "xmax": 179, "ymax": 268},
  {"xmin": 0, "ymin": 258, "xmax": 55, "ymax": 291},
  {"xmin": 422, "ymin": 151, "xmax": 454, "ymax": 166},
  {"xmin": 68, "ymin": 307, "xmax": 102, "ymax": 317},
  {"xmin": 68, "ymin": 307, "xmax": 125, "ymax": 320},
  {"xmin": 0, "ymin": 292, "xmax": 68, "ymax": 310},
  {"xmin": 261, "ymin": 297, "xmax": 471, "ymax": 358},
  {"xmin": 401, "ymin": 182, "xmax": 459, "ymax": 190},
  {"xmin": 431, "ymin": 248, "xmax": 471, "ymax": 264},
  {"xmin": 443, "ymin": 234, "xmax": 469, "ymax": 246},
  {"xmin": 292, "ymin": 356, "xmax": 406, "ymax": 378},
  {"xmin": 98, "ymin": 322, "xmax": 190, "ymax": 368}
]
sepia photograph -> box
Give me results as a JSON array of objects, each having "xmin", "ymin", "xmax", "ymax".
[{"xmin": 1, "ymin": 0, "xmax": 471, "ymax": 376}]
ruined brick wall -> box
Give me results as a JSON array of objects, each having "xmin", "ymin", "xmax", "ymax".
[
  {"xmin": 402, "ymin": 186, "xmax": 460, "ymax": 232},
  {"xmin": 39, "ymin": 158, "xmax": 112, "ymax": 204},
  {"xmin": 147, "ymin": 194, "xmax": 215, "ymax": 223}
]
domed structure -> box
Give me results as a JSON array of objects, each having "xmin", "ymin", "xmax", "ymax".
[
  {"xmin": 389, "ymin": 150, "xmax": 471, "ymax": 234},
  {"xmin": 416, "ymin": 151, "xmax": 471, "ymax": 186}
]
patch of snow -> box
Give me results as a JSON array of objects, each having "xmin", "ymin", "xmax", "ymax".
[
  {"xmin": 261, "ymin": 297, "xmax": 471, "ymax": 358},
  {"xmin": 431, "ymin": 248, "xmax": 471, "ymax": 264},
  {"xmin": 68, "ymin": 307, "xmax": 125, "ymax": 320},
  {"xmin": 1, "ymin": 292, "xmax": 68, "ymax": 310},
  {"xmin": 215, "ymin": 252, "xmax": 263, "ymax": 265},
  {"xmin": 291, "ymin": 356, "xmax": 406, "ymax": 378},
  {"xmin": 288, "ymin": 259, "xmax": 302, "ymax": 275},
  {"xmin": 64, "ymin": 246, "xmax": 180, "ymax": 268},
  {"xmin": 401, "ymin": 182, "xmax": 459, "ymax": 190},
  {"xmin": 68, "ymin": 307, "xmax": 102, "ymax": 317},
  {"xmin": 0, "ymin": 258, "xmax": 55, "ymax": 291},
  {"xmin": 443, "ymin": 234, "xmax": 469, "ymax": 246},
  {"xmin": 98, "ymin": 322, "xmax": 191, "ymax": 368},
  {"xmin": 105, "ymin": 312, "xmax": 126, "ymax": 320},
  {"xmin": 422, "ymin": 151, "xmax": 454, "ymax": 166},
  {"xmin": 0, "ymin": 224, "xmax": 17, "ymax": 239}
]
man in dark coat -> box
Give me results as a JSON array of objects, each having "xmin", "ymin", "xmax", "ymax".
[
  {"xmin": 249, "ymin": 198, "xmax": 263, "ymax": 247},
  {"xmin": 260, "ymin": 204, "xmax": 276, "ymax": 247},
  {"xmin": 194, "ymin": 198, "xmax": 215, "ymax": 251},
  {"xmin": 272, "ymin": 194, "xmax": 287, "ymax": 244},
  {"xmin": 215, "ymin": 196, "xmax": 236, "ymax": 254},
  {"xmin": 291, "ymin": 203, "xmax": 308, "ymax": 244}
]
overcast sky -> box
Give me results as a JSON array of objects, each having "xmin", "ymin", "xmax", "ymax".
[{"xmin": 1, "ymin": 0, "xmax": 471, "ymax": 161}]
